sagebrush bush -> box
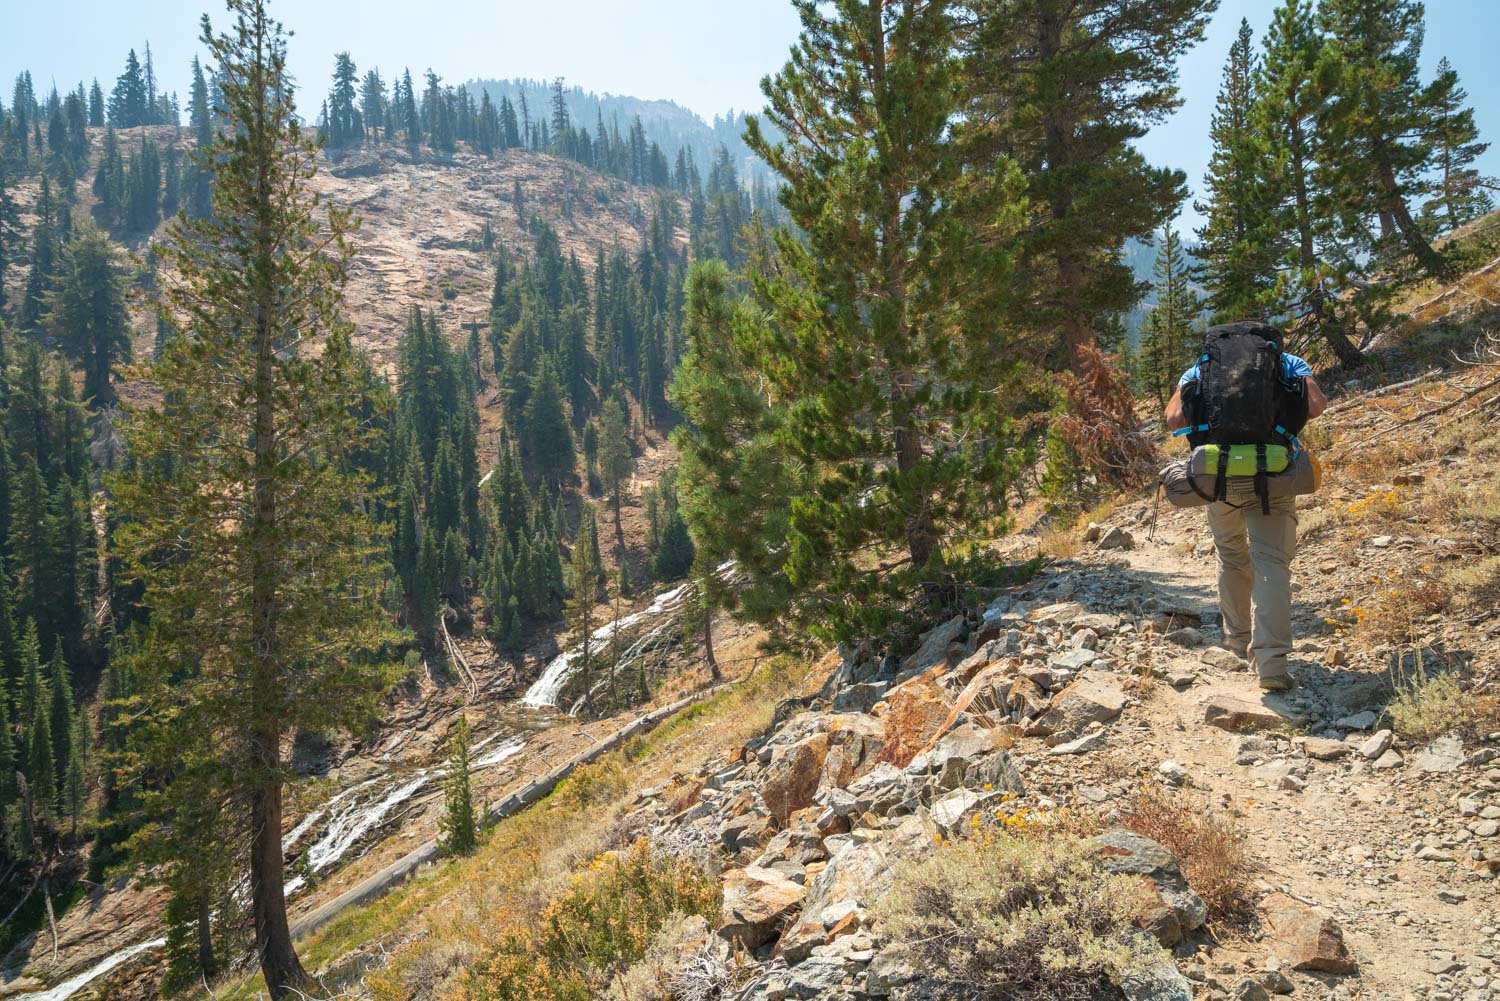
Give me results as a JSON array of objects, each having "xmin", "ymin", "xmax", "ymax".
[
  {"xmin": 875, "ymin": 830, "xmax": 1161, "ymax": 1001},
  {"xmin": 1388, "ymin": 654, "xmax": 1472, "ymax": 741},
  {"xmin": 453, "ymin": 839, "xmax": 720, "ymax": 1001}
]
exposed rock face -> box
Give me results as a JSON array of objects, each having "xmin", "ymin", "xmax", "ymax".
[{"xmin": 763, "ymin": 733, "xmax": 831, "ymax": 824}]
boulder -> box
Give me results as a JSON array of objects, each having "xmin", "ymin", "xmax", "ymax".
[
  {"xmin": 1027, "ymin": 673, "xmax": 1126, "ymax": 737},
  {"xmin": 1201, "ymin": 646, "xmax": 1248, "ymax": 672},
  {"xmin": 1049, "ymin": 647, "xmax": 1099, "ymax": 672},
  {"xmin": 1098, "ymin": 526, "xmax": 1135, "ymax": 550},
  {"xmin": 1006, "ymin": 676, "xmax": 1049, "ymax": 719},
  {"xmin": 1121, "ymin": 960, "xmax": 1194, "ymax": 1001},
  {"xmin": 1027, "ymin": 601, "xmax": 1088, "ymax": 626},
  {"xmin": 720, "ymin": 866, "xmax": 808, "ymax": 949},
  {"xmin": 1203, "ymin": 695, "xmax": 1296, "ymax": 733},
  {"xmin": 832, "ymin": 681, "xmax": 890, "ymax": 714},
  {"xmin": 846, "ymin": 763, "xmax": 911, "ymax": 817},
  {"xmin": 1049, "ymin": 729, "xmax": 1108, "ymax": 755},
  {"xmin": 770, "ymin": 954, "xmax": 856, "ymax": 999},
  {"xmin": 720, "ymin": 813, "xmax": 772, "ymax": 853},
  {"xmin": 1411, "ymin": 734, "xmax": 1464, "ymax": 774},
  {"xmin": 929, "ymin": 788, "xmax": 986, "ymax": 832},
  {"xmin": 1164, "ymin": 627, "xmax": 1205, "ymax": 647},
  {"xmin": 1094, "ymin": 827, "xmax": 1207, "ymax": 947},
  {"xmin": 1300, "ymin": 737, "xmax": 1350, "ymax": 761},
  {"xmin": 763, "ymin": 733, "xmax": 831, "ymax": 824},
  {"xmin": 1258, "ymin": 891, "xmax": 1357, "ymax": 974},
  {"xmin": 1362, "ymin": 729, "xmax": 1392, "ymax": 759}
]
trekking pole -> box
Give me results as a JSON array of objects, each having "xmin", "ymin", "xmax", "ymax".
[{"xmin": 1148, "ymin": 482, "xmax": 1163, "ymax": 543}]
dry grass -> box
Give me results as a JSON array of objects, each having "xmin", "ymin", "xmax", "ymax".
[
  {"xmin": 1123, "ymin": 783, "xmax": 1254, "ymax": 926},
  {"xmin": 274, "ymin": 659, "xmax": 808, "ymax": 1001},
  {"xmin": 1038, "ymin": 527, "xmax": 1081, "ymax": 560},
  {"xmin": 1356, "ymin": 573, "xmax": 1451, "ymax": 646},
  {"xmin": 1447, "ymin": 555, "xmax": 1500, "ymax": 610}
]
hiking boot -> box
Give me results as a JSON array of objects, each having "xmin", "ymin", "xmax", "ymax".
[{"xmin": 1258, "ymin": 672, "xmax": 1295, "ymax": 692}]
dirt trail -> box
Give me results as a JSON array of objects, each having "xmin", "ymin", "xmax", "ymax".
[{"xmin": 1043, "ymin": 501, "xmax": 1498, "ymax": 999}]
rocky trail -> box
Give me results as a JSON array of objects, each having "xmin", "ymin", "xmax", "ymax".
[
  {"xmin": 1032, "ymin": 508, "xmax": 1500, "ymax": 1000},
  {"xmin": 611, "ymin": 438, "xmax": 1499, "ymax": 1000}
]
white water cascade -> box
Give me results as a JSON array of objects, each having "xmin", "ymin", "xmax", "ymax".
[
  {"xmin": 520, "ymin": 582, "xmax": 693, "ymax": 708},
  {"xmin": 18, "ymin": 937, "xmax": 166, "ymax": 1001}
]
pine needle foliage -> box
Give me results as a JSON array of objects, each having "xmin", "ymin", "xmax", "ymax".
[
  {"xmin": 740, "ymin": 0, "xmax": 1029, "ymax": 644},
  {"xmin": 109, "ymin": 2, "xmax": 396, "ymax": 995}
]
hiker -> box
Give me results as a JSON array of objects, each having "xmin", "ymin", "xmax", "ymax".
[{"xmin": 1163, "ymin": 322, "xmax": 1327, "ymax": 692}]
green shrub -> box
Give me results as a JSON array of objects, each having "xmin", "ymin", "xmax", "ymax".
[{"xmin": 875, "ymin": 830, "xmax": 1161, "ymax": 1001}]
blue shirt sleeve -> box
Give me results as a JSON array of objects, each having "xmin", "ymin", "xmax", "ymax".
[{"xmin": 1179, "ymin": 353, "xmax": 1311, "ymax": 388}]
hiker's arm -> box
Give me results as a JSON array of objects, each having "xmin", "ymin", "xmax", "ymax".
[
  {"xmin": 1164, "ymin": 387, "xmax": 1187, "ymax": 431},
  {"xmin": 1306, "ymin": 377, "xmax": 1327, "ymax": 419}
]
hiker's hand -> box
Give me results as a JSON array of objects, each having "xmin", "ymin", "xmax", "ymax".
[
  {"xmin": 1165, "ymin": 387, "xmax": 1187, "ymax": 431},
  {"xmin": 1306, "ymin": 377, "xmax": 1327, "ymax": 419}
]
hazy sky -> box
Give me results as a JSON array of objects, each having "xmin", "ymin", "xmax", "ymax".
[{"xmin": 7, "ymin": 0, "xmax": 1498, "ymax": 232}]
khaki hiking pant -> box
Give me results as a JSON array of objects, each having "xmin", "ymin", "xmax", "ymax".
[{"xmin": 1206, "ymin": 481, "xmax": 1297, "ymax": 679}]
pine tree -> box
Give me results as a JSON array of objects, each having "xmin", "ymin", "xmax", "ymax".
[
  {"xmin": 18, "ymin": 621, "xmax": 43, "ymax": 727},
  {"xmin": 413, "ymin": 520, "xmax": 441, "ymax": 644},
  {"xmin": 46, "ymin": 224, "xmax": 132, "ymax": 406},
  {"xmin": 1253, "ymin": 0, "xmax": 1363, "ymax": 366},
  {"xmin": 683, "ymin": 548, "xmax": 724, "ymax": 681},
  {"xmin": 1195, "ymin": 20, "xmax": 1279, "ymax": 322},
  {"xmin": 960, "ymin": 0, "xmax": 1215, "ymax": 372},
  {"xmin": 327, "ymin": 53, "xmax": 363, "ymax": 151},
  {"xmin": 437, "ymin": 716, "xmax": 478, "ymax": 856},
  {"xmin": 523, "ymin": 355, "xmax": 575, "ymax": 487},
  {"xmin": 89, "ymin": 80, "xmax": 105, "ymax": 126},
  {"xmin": 1316, "ymin": 0, "xmax": 1453, "ymax": 279},
  {"xmin": 47, "ymin": 644, "xmax": 74, "ymax": 796},
  {"xmin": 1138, "ymin": 223, "xmax": 1201, "ymax": 407},
  {"xmin": 1421, "ymin": 56, "xmax": 1492, "ymax": 234},
  {"xmin": 741, "ymin": 0, "xmax": 1029, "ymax": 640},
  {"xmin": 360, "ymin": 69, "xmax": 387, "ymax": 142},
  {"xmin": 188, "ymin": 57, "xmax": 214, "ymax": 218},
  {"xmin": 109, "ymin": 48, "xmax": 149, "ymax": 128},
  {"xmin": 598, "ymin": 397, "xmax": 631, "ymax": 540},
  {"xmin": 440, "ymin": 527, "xmax": 465, "ymax": 604},
  {"xmin": 27, "ymin": 697, "xmax": 56, "ymax": 830},
  {"xmin": 652, "ymin": 507, "xmax": 694, "ymax": 583},
  {"xmin": 63, "ymin": 712, "xmax": 86, "ymax": 832},
  {"xmin": 0, "ymin": 696, "xmax": 15, "ymax": 821},
  {"xmin": 672, "ymin": 262, "xmax": 800, "ymax": 631},
  {"xmin": 109, "ymin": 4, "xmax": 395, "ymax": 994},
  {"xmin": 566, "ymin": 503, "xmax": 602, "ymax": 715}
]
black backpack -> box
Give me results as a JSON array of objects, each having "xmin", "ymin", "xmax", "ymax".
[{"xmin": 1178, "ymin": 321, "xmax": 1309, "ymax": 511}]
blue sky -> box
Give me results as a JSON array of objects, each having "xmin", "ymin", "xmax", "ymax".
[{"xmin": 6, "ymin": 0, "xmax": 1497, "ymax": 232}]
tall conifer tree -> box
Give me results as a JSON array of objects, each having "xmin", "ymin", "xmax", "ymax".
[
  {"xmin": 111, "ymin": 3, "xmax": 393, "ymax": 995},
  {"xmin": 1195, "ymin": 20, "xmax": 1278, "ymax": 322}
]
